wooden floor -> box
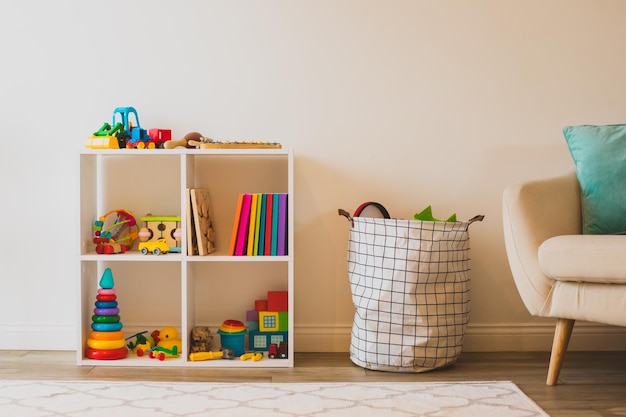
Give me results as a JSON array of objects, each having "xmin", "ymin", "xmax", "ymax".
[{"xmin": 1, "ymin": 350, "xmax": 625, "ymax": 416}]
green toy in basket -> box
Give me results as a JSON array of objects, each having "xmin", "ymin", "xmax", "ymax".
[{"xmin": 413, "ymin": 205, "xmax": 457, "ymax": 222}]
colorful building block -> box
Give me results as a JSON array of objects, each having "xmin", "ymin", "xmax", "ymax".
[
  {"xmin": 267, "ymin": 291, "xmax": 288, "ymax": 312},
  {"xmin": 259, "ymin": 311, "xmax": 279, "ymax": 332},
  {"xmin": 246, "ymin": 310, "xmax": 259, "ymax": 321},
  {"xmin": 278, "ymin": 311, "xmax": 289, "ymax": 332},
  {"xmin": 248, "ymin": 330, "xmax": 288, "ymax": 351}
]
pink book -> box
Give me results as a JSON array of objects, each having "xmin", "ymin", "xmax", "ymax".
[
  {"xmin": 235, "ymin": 194, "xmax": 252, "ymax": 256},
  {"xmin": 264, "ymin": 193, "xmax": 273, "ymax": 255}
]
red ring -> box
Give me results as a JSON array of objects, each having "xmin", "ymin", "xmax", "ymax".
[{"xmin": 85, "ymin": 347, "xmax": 128, "ymax": 360}]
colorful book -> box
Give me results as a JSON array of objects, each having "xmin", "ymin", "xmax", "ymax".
[
  {"xmin": 271, "ymin": 193, "xmax": 280, "ymax": 256},
  {"xmin": 235, "ymin": 194, "xmax": 252, "ymax": 256},
  {"xmin": 258, "ymin": 194, "xmax": 267, "ymax": 255},
  {"xmin": 264, "ymin": 193, "xmax": 273, "ymax": 255},
  {"xmin": 246, "ymin": 194, "xmax": 259, "ymax": 256},
  {"xmin": 228, "ymin": 194, "xmax": 245, "ymax": 256},
  {"xmin": 277, "ymin": 193, "xmax": 288, "ymax": 256},
  {"xmin": 253, "ymin": 193, "xmax": 263, "ymax": 255}
]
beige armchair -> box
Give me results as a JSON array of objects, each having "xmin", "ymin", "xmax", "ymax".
[{"xmin": 503, "ymin": 173, "xmax": 626, "ymax": 385}]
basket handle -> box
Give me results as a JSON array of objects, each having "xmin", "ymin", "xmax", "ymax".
[
  {"xmin": 338, "ymin": 208, "xmax": 354, "ymax": 227},
  {"xmin": 468, "ymin": 215, "xmax": 485, "ymax": 225}
]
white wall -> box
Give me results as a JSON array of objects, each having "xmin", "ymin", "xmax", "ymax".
[{"xmin": 2, "ymin": 0, "xmax": 626, "ymax": 351}]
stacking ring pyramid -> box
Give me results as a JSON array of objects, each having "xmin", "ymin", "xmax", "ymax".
[{"xmin": 85, "ymin": 268, "xmax": 128, "ymax": 360}]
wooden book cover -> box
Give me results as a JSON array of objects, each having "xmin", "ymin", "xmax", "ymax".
[
  {"xmin": 186, "ymin": 188, "xmax": 198, "ymax": 256},
  {"xmin": 190, "ymin": 188, "xmax": 217, "ymax": 256},
  {"xmin": 228, "ymin": 194, "xmax": 245, "ymax": 256}
]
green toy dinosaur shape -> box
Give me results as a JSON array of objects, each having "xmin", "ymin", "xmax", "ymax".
[{"xmin": 413, "ymin": 205, "xmax": 457, "ymax": 222}]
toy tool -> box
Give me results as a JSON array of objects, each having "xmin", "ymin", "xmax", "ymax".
[{"xmin": 188, "ymin": 348, "xmax": 235, "ymax": 361}]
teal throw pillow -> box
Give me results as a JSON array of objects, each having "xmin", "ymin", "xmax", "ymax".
[{"xmin": 563, "ymin": 124, "xmax": 626, "ymax": 234}]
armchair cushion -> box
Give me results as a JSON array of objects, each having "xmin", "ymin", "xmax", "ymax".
[
  {"xmin": 563, "ymin": 124, "xmax": 626, "ymax": 235},
  {"xmin": 539, "ymin": 235, "xmax": 626, "ymax": 284}
]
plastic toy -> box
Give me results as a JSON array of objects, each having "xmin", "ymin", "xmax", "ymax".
[
  {"xmin": 138, "ymin": 238, "xmax": 169, "ymax": 255},
  {"xmin": 156, "ymin": 326, "xmax": 182, "ymax": 355},
  {"xmin": 217, "ymin": 320, "xmax": 247, "ymax": 356},
  {"xmin": 85, "ymin": 107, "xmax": 172, "ymax": 149},
  {"xmin": 90, "ymin": 330, "xmax": 124, "ymax": 341},
  {"xmin": 85, "ymin": 268, "xmax": 128, "ymax": 360},
  {"xmin": 85, "ymin": 347, "xmax": 128, "ymax": 360},
  {"xmin": 86, "ymin": 338, "xmax": 126, "ymax": 350},
  {"xmin": 189, "ymin": 348, "xmax": 235, "ymax": 361},
  {"xmin": 125, "ymin": 331, "xmax": 153, "ymax": 355},
  {"xmin": 148, "ymin": 345, "xmax": 179, "ymax": 361},
  {"xmin": 91, "ymin": 314, "xmax": 120, "ymax": 323},
  {"xmin": 240, "ymin": 352, "xmax": 263, "ymax": 361},
  {"xmin": 268, "ymin": 342, "xmax": 288, "ymax": 359},
  {"xmin": 93, "ymin": 209, "xmax": 139, "ymax": 254}
]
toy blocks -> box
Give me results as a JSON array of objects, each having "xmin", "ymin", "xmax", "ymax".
[
  {"xmin": 246, "ymin": 291, "xmax": 289, "ymax": 352},
  {"xmin": 267, "ymin": 291, "xmax": 288, "ymax": 312}
]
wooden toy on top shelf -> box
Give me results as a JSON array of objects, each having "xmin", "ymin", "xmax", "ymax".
[
  {"xmin": 187, "ymin": 135, "xmax": 282, "ymax": 149},
  {"xmin": 138, "ymin": 214, "xmax": 182, "ymax": 254}
]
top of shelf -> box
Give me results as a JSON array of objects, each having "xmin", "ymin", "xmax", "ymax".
[{"xmin": 80, "ymin": 148, "xmax": 291, "ymax": 156}]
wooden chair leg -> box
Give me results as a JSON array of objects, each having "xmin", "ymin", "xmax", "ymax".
[{"xmin": 547, "ymin": 318, "xmax": 575, "ymax": 386}]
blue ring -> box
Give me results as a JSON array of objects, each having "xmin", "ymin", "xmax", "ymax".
[{"xmin": 91, "ymin": 322, "xmax": 123, "ymax": 331}]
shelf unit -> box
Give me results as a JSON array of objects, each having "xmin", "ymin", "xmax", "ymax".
[{"xmin": 78, "ymin": 148, "xmax": 294, "ymax": 367}]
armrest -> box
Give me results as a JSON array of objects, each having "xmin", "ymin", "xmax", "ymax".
[{"xmin": 502, "ymin": 173, "xmax": 581, "ymax": 316}]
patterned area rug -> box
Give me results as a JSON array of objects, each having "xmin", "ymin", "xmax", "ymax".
[{"xmin": 0, "ymin": 380, "xmax": 549, "ymax": 416}]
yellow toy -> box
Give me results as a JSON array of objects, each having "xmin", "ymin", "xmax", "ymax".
[
  {"xmin": 189, "ymin": 348, "xmax": 235, "ymax": 361},
  {"xmin": 157, "ymin": 326, "xmax": 182, "ymax": 354},
  {"xmin": 240, "ymin": 352, "xmax": 263, "ymax": 362}
]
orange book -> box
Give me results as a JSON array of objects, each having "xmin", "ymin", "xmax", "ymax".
[{"xmin": 228, "ymin": 194, "xmax": 245, "ymax": 256}]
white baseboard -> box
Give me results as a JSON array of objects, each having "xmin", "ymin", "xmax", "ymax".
[
  {"xmin": 0, "ymin": 324, "xmax": 76, "ymax": 350},
  {"xmin": 2, "ymin": 322, "xmax": 625, "ymax": 352}
]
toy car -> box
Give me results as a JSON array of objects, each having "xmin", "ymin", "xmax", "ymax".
[
  {"xmin": 138, "ymin": 238, "xmax": 169, "ymax": 255},
  {"xmin": 148, "ymin": 345, "xmax": 179, "ymax": 361}
]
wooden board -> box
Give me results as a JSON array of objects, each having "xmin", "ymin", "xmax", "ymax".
[
  {"xmin": 190, "ymin": 188, "xmax": 217, "ymax": 255},
  {"xmin": 196, "ymin": 142, "xmax": 281, "ymax": 149},
  {"xmin": 186, "ymin": 189, "xmax": 198, "ymax": 256}
]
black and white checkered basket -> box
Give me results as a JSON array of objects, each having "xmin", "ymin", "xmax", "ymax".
[{"xmin": 340, "ymin": 209, "xmax": 483, "ymax": 372}]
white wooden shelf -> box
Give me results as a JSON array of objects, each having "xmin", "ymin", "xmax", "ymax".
[{"xmin": 78, "ymin": 148, "xmax": 294, "ymax": 368}]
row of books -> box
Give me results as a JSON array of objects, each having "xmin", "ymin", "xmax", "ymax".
[{"xmin": 229, "ymin": 193, "xmax": 288, "ymax": 256}]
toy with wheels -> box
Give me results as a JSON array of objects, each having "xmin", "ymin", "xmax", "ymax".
[{"xmin": 93, "ymin": 209, "xmax": 139, "ymax": 254}]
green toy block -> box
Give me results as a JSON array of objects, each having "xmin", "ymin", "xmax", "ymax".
[{"xmin": 278, "ymin": 312, "xmax": 289, "ymax": 332}]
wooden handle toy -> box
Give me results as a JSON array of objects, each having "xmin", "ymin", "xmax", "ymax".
[{"xmin": 164, "ymin": 132, "xmax": 204, "ymax": 149}]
